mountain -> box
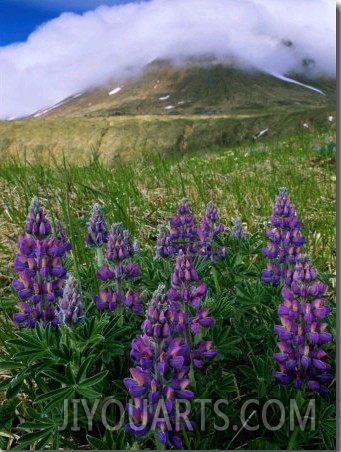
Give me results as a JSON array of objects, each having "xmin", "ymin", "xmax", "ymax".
[{"xmin": 0, "ymin": 59, "xmax": 336, "ymax": 163}]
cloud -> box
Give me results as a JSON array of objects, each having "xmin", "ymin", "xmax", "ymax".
[{"xmin": 0, "ymin": 0, "xmax": 335, "ymax": 119}]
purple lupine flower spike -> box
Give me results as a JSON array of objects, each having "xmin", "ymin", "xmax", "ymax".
[
  {"xmin": 106, "ymin": 223, "xmax": 135, "ymax": 262},
  {"xmin": 231, "ymin": 218, "xmax": 245, "ymax": 239},
  {"xmin": 93, "ymin": 222, "xmax": 142, "ymax": 314},
  {"xmin": 273, "ymin": 254, "xmax": 333, "ymax": 394},
  {"xmin": 12, "ymin": 198, "xmax": 71, "ymax": 328},
  {"xmin": 125, "ymin": 284, "xmax": 193, "ymax": 448},
  {"xmin": 25, "ymin": 197, "xmax": 52, "ymax": 239},
  {"xmin": 156, "ymin": 224, "xmax": 177, "ymax": 258},
  {"xmin": 262, "ymin": 188, "xmax": 305, "ymax": 284},
  {"xmin": 168, "ymin": 250, "xmax": 217, "ymax": 367},
  {"xmin": 55, "ymin": 220, "xmax": 72, "ymax": 253},
  {"xmin": 168, "ymin": 198, "xmax": 197, "ymax": 255},
  {"xmin": 196, "ymin": 201, "xmax": 225, "ymax": 260},
  {"xmin": 56, "ymin": 275, "xmax": 84, "ymax": 325},
  {"xmin": 85, "ymin": 203, "xmax": 108, "ymax": 248}
]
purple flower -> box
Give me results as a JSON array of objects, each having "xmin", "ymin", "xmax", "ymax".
[
  {"xmin": 56, "ymin": 275, "xmax": 84, "ymax": 325},
  {"xmin": 93, "ymin": 222, "xmax": 141, "ymax": 314},
  {"xmin": 273, "ymin": 255, "xmax": 333, "ymax": 393},
  {"xmin": 231, "ymin": 218, "xmax": 245, "ymax": 239},
  {"xmin": 106, "ymin": 223, "xmax": 135, "ymax": 262},
  {"xmin": 25, "ymin": 197, "xmax": 52, "ymax": 239},
  {"xmin": 12, "ymin": 198, "xmax": 71, "ymax": 328},
  {"xmin": 85, "ymin": 203, "xmax": 108, "ymax": 248},
  {"xmin": 125, "ymin": 285, "xmax": 194, "ymax": 448},
  {"xmin": 195, "ymin": 201, "xmax": 225, "ymax": 260},
  {"xmin": 156, "ymin": 199, "xmax": 225, "ymax": 261},
  {"xmin": 262, "ymin": 188, "xmax": 306, "ymax": 284}
]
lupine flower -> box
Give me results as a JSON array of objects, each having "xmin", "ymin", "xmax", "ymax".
[
  {"xmin": 273, "ymin": 254, "xmax": 333, "ymax": 394},
  {"xmin": 12, "ymin": 198, "xmax": 71, "ymax": 327},
  {"xmin": 156, "ymin": 224, "xmax": 177, "ymax": 258},
  {"xmin": 196, "ymin": 201, "xmax": 225, "ymax": 260},
  {"xmin": 156, "ymin": 198, "xmax": 197, "ymax": 258},
  {"xmin": 261, "ymin": 188, "xmax": 305, "ymax": 284},
  {"xmin": 93, "ymin": 222, "xmax": 142, "ymax": 314},
  {"xmin": 56, "ymin": 275, "xmax": 84, "ymax": 325},
  {"xmin": 156, "ymin": 198, "xmax": 225, "ymax": 261},
  {"xmin": 231, "ymin": 218, "xmax": 245, "ymax": 239},
  {"xmin": 85, "ymin": 203, "xmax": 108, "ymax": 248},
  {"xmin": 124, "ymin": 284, "xmax": 193, "ymax": 449},
  {"xmin": 168, "ymin": 250, "xmax": 217, "ymax": 367}
]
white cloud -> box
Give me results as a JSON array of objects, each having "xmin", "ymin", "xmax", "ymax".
[{"xmin": 0, "ymin": 0, "xmax": 335, "ymax": 119}]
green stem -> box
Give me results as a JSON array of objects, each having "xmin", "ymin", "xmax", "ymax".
[
  {"xmin": 96, "ymin": 247, "xmax": 104, "ymax": 267},
  {"xmin": 287, "ymin": 391, "xmax": 303, "ymax": 450},
  {"xmin": 155, "ymin": 433, "xmax": 165, "ymax": 450},
  {"xmin": 287, "ymin": 425, "xmax": 300, "ymax": 450},
  {"xmin": 182, "ymin": 427, "xmax": 191, "ymax": 450}
]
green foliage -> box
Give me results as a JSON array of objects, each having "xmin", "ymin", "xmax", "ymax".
[{"xmin": 0, "ymin": 129, "xmax": 336, "ymax": 449}]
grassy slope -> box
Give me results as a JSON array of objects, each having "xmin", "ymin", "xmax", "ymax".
[
  {"xmin": 0, "ymin": 126, "xmax": 336, "ymax": 292},
  {"xmin": 0, "ymin": 62, "xmax": 335, "ymax": 163}
]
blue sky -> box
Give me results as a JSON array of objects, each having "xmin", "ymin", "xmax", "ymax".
[
  {"xmin": 0, "ymin": 0, "xmax": 335, "ymax": 120},
  {"xmin": 0, "ymin": 0, "xmax": 145, "ymax": 46}
]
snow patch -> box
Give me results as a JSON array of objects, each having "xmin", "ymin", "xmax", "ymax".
[
  {"xmin": 108, "ymin": 87, "xmax": 122, "ymax": 95},
  {"xmin": 33, "ymin": 99, "xmax": 67, "ymax": 117},
  {"xmin": 253, "ymin": 128, "xmax": 268, "ymax": 140},
  {"xmin": 270, "ymin": 72, "xmax": 325, "ymax": 95}
]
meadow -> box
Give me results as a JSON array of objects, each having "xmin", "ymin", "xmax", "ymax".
[{"xmin": 0, "ymin": 126, "xmax": 336, "ymax": 450}]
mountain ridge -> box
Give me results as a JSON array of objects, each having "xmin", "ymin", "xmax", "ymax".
[{"xmin": 0, "ymin": 59, "xmax": 335, "ymax": 163}]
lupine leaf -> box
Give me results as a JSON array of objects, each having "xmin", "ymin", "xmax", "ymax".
[{"xmin": 86, "ymin": 434, "xmax": 108, "ymax": 450}]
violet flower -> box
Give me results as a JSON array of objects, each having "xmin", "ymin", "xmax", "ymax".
[
  {"xmin": 56, "ymin": 274, "xmax": 84, "ymax": 325},
  {"xmin": 231, "ymin": 218, "xmax": 245, "ymax": 240},
  {"xmin": 124, "ymin": 284, "xmax": 193, "ymax": 449},
  {"xmin": 156, "ymin": 198, "xmax": 225, "ymax": 261},
  {"xmin": 93, "ymin": 222, "xmax": 142, "ymax": 314},
  {"xmin": 261, "ymin": 188, "xmax": 305, "ymax": 284},
  {"xmin": 156, "ymin": 198, "xmax": 197, "ymax": 258},
  {"xmin": 12, "ymin": 198, "xmax": 71, "ymax": 327},
  {"xmin": 85, "ymin": 203, "xmax": 108, "ymax": 248},
  {"xmin": 195, "ymin": 201, "xmax": 225, "ymax": 260},
  {"xmin": 168, "ymin": 250, "xmax": 217, "ymax": 368},
  {"xmin": 273, "ymin": 254, "xmax": 333, "ymax": 394}
]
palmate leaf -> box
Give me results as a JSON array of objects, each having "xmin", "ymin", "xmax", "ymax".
[
  {"xmin": 13, "ymin": 428, "xmax": 54, "ymax": 450},
  {"xmin": 211, "ymin": 325, "xmax": 242, "ymax": 358},
  {"xmin": 5, "ymin": 371, "xmax": 27, "ymax": 399},
  {"xmin": 86, "ymin": 434, "xmax": 108, "ymax": 450},
  {"xmin": 207, "ymin": 290, "xmax": 235, "ymax": 320},
  {"xmin": 76, "ymin": 355, "xmax": 97, "ymax": 382},
  {"xmin": 317, "ymin": 405, "xmax": 336, "ymax": 450},
  {"xmin": 34, "ymin": 387, "xmax": 75, "ymax": 413},
  {"xmin": 78, "ymin": 369, "xmax": 108, "ymax": 386}
]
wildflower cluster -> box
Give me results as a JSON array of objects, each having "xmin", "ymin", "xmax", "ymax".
[
  {"xmin": 93, "ymin": 222, "xmax": 142, "ymax": 314},
  {"xmin": 12, "ymin": 198, "xmax": 71, "ymax": 327},
  {"xmin": 273, "ymin": 254, "xmax": 332, "ymax": 394},
  {"xmin": 261, "ymin": 187, "xmax": 305, "ymax": 285},
  {"xmin": 124, "ymin": 284, "xmax": 192, "ymax": 448},
  {"xmin": 168, "ymin": 250, "xmax": 217, "ymax": 368},
  {"xmin": 157, "ymin": 198, "xmax": 225, "ymax": 260}
]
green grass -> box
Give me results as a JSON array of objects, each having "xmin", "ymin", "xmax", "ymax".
[
  {"xmin": 0, "ymin": 126, "xmax": 336, "ymax": 450},
  {"xmin": 0, "ymin": 126, "xmax": 335, "ymax": 292}
]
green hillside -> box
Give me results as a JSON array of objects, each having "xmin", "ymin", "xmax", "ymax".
[{"xmin": 0, "ymin": 60, "xmax": 335, "ymax": 163}]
